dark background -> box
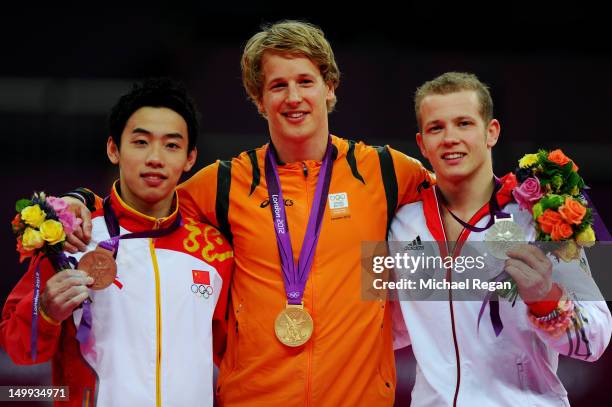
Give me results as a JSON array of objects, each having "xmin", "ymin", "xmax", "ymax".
[{"xmin": 1, "ymin": 2, "xmax": 611, "ymax": 405}]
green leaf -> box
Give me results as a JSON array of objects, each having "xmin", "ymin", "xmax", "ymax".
[
  {"xmin": 540, "ymin": 194, "xmax": 564, "ymax": 210},
  {"xmin": 15, "ymin": 199, "xmax": 32, "ymax": 212},
  {"xmin": 532, "ymin": 202, "xmax": 544, "ymax": 220}
]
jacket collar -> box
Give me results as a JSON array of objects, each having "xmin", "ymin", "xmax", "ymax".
[
  {"xmin": 108, "ymin": 181, "xmax": 180, "ymax": 233},
  {"xmin": 421, "ymin": 173, "xmax": 517, "ymax": 248}
]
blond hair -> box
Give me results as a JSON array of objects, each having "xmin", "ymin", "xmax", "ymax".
[
  {"xmin": 241, "ymin": 20, "xmax": 340, "ymax": 112},
  {"xmin": 414, "ymin": 72, "xmax": 493, "ymax": 130}
]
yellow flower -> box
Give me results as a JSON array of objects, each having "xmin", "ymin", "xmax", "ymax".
[
  {"xmin": 22, "ymin": 227, "xmax": 45, "ymax": 250},
  {"xmin": 576, "ymin": 226, "xmax": 596, "ymax": 247},
  {"xmin": 553, "ymin": 240, "xmax": 581, "ymax": 262},
  {"xmin": 20, "ymin": 204, "xmax": 46, "ymax": 228},
  {"xmin": 519, "ymin": 153, "xmax": 539, "ymax": 168},
  {"xmin": 39, "ymin": 219, "xmax": 66, "ymax": 245}
]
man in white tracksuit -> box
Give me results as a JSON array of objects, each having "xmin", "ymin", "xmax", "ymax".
[{"xmin": 389, "ymin": 72, "xmax": 611, "ymax": 406}]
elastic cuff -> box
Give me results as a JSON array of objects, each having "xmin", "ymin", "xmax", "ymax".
[
  {"xmin": 61, "ymin": 188, "xmax": 96, "ymax": 212},
  {"xmin": 526, "ymin": 283, "xmax": 563, "ymax": 317}
]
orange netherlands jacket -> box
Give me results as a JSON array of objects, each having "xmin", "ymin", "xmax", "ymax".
[{"xmin": 177, "ymin": 136, "xmax": 431, "ymax": 407}]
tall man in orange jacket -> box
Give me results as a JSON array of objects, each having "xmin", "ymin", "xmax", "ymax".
[{"xmin": 64, "ymin": 21, "xmax": 432, "ymax": 406}]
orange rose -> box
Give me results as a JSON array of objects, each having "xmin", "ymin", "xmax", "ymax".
[
  {"xmin": 16, "ymin": 237, "xmax": 33, "ymax": 263},
  {"xmin": 547, "ymin": 149, "xmax": 578, "ymax": 171},
  {"xmin": 551, "ymin": 221, "xmax": 573, "ymax": 241},
  {"xmin": 558, "ymin": 197, "xmax": 586, "ymax": 225},
  {"xmin": 537, "ymin": 209, "xmax": 564, "ymax": 234}
]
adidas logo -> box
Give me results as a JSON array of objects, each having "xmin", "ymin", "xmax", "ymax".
[{"xmin": 403, "ymin": 236, "xmax": 424, "ymax": 250}]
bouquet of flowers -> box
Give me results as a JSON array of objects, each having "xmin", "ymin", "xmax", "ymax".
[
  {"xmin": 511, "ymin": 148, "xmax": 595, "ymax": 261},
  {"xmin": 11, "ymin": 192, "xmax": 82, "ymax": 361},
  {"xmin": 12, "ymin": 192, "xmax": 81, "ymax": 263}
]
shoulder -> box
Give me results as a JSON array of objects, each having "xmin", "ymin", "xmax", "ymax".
[
  {"xmin": 390, "ymin": 201, "xmax": 426, "ymax": 240},
  {"xmin": 395, "ymin": 200, "xmax": 425, "ymax": 217},
  {"xmin": 166, "ymin": 217, "xmax": 234, "ymax": 267}
]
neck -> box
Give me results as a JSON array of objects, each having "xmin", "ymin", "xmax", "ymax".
[
  {"xmin": 118, "ymin": 183, "xmax": 174, "ymax": 220},
  {"xmin": 270, "ymin": 133, "xmax": 328, "ymax": 163},
  {"xmin": 436, "ymin": 169, "xmax": 496, "ymax": 217}
]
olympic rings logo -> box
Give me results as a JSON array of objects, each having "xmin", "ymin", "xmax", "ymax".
[
  {"xmin": 288, "ymin": 291, "xmax": 301, "ymax": 299},
  {"xmin": 191, "ymin": 284, "xmax": 214, "ymax": 299}
]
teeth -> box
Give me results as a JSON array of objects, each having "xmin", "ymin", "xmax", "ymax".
[
  {"xmin": 286, "ymin": 112, "xmax": 304, "ymax": 118},
  {"xmin": 444, "ymin": 153, "xmax": 465, "ymax": 160}
]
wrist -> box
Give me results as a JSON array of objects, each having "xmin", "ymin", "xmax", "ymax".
[{"xmin": 39, "ymin": 302, "xmax": 61, "ymax": 326}]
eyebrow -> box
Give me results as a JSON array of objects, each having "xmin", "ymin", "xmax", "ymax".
[
  {"xmin": 266, "ymin": 73, "xmax": 315, "ymax": 85},
  {"xmin": 424, "ymin": 119, "xmax": 442, "ymax": 128},
  {"xmin": 132, "ymin": 128, "xmax": 184, "ymax": 139},
  {"xmin": 455, "ymin": 116, "xmax": 475, "ymax": 122}
]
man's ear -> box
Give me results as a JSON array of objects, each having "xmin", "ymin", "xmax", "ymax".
[
  {"xmin": 416, "ymin": 132, "xmax": 429, "ymax": 160},
  {"xmin": 184, "ymin": 147, "xmax": 197, "ymax": 172},
  {"xmin": 325, "ymin": 81, "xmax": 335, "ymax": 103},
  {"xmin": 107, "ymin": 136, "xmax": 120, "ymax": 164},
  {"xmin": 256, "ymin": 98, "xmax": 267, "ymax": 118},
  {"xmin": 486, "ymin": 119, "xmax": 500, "ymax": 148}
]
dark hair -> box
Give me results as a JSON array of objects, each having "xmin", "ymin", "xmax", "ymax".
[{"xmin": 108, "ymin": 78, "xmax": 200, "ymax": 152}]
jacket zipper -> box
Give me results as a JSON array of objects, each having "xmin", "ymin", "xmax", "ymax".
[
  {"xmin": 448, "ymin": 230, "xmax": 466, "ymax": 407},
  {"xmin": 303, "ymin": 161, "xmax": 313, "ymax": 407},
  {"xmin": 434, "ymin": 188, "xmax": 463, "ymax": 407},
  {"xmin": 150, "ymin": 220, "xmax": 163, "ymax": 407}
]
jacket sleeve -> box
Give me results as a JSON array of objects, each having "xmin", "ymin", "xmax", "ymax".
[
  {"xmin": 0, "ymin": 257, "xmax": 62, "ymax": 365},
  {"xmin": 388, "ymin": 147, "xmax": 434, "ymax": 208},
  {"xmin": 528, "ymin": 251, "xmax": 612, "ymax": 361},
  {"xmin": 210, "ymin": 230, "xmax": 234, "ymax": 367},
  {"xmin": 177, "ymin": 162, "xmax": 219, "ymax": 226}
]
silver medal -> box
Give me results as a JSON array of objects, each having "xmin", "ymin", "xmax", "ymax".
[{"xmin": 485, "ymin": 215, "xmax": 526, "ymax": 259}]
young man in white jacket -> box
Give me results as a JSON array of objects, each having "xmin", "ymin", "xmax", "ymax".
[{"xmin": 389, "ymin": 72, "xmax": 611, "ymax": 406}]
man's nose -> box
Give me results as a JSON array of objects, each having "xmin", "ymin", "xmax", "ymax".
[{"xmin": 286, "ymin": 83, "xmax": 302, "ymax": 105}]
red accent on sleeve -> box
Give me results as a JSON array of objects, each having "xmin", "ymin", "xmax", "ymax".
[
  {"xmin": 526, "ymin": 283, "xmax": 563, "ymax": 317},
  {"xmin": 0, "ymin": 257, "xmax": 62, "ymax": 364}
]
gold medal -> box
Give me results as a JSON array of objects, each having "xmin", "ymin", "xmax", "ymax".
[
  {"xmin": 274, "ymin": 303, "xmax": 313, "ymax": 347},
  {"xmin": 485, "ymin": 215, "xmax": 526, "ymax": 259},
  {"xmin": 78, "ymin": 246, "xmax": 117, "ymax": 290}
]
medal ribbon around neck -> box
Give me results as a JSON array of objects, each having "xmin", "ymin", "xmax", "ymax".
[
  {"xmin": 100, "ymin": 195, "xmax": 183, "ymax": 255},
  {"xmin": 435, "ymin": 176, "xmax": 517, "ymax": 337},
  {"xmin": 435, "ymin": 176, "xmax": 510, "ymax": 233},
  {"xmin": 75, "ymin": 195, "xmax": 183, "ymax": 344},
  {"xmin": 264, "ymin": 136, "xmax": 333, "ymax": 306}
]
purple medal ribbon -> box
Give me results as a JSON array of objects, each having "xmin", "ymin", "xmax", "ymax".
[
  {"xmin": 30, "ymin": 252, "xmax": 77, "ymax": 361},
  {"xmin": 99, "ymin": 196, "xmax": 183, "ymax": 255},
  {"xmin": 436, "ymin": 177, "xmax": 509, "ymax": 336},
  {"xmin": 30, "ymin": 255, "xmax": 42, "ymax": 361},
  {"xmin": 75, "ymin": 195, "xmax": 183, "ymax": 343},
  {"xmin": 264, "ymin": 137, "xmax": 334, "ymax": 305},
  {"xmin": 437, "ymin": 177, "xmax": 510, "ymax": 233}
]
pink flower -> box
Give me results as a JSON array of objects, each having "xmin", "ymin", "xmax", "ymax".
[
  {"xmin": 58, "ymin": 211, "xmax": 82, "ymax": 235},
  {"xmin": 46, "ymin": 196, "xmax": 69, "ymax": 214},
  {"xmin": 512, "ymin": 177, "xmax": 544, "ymax": 211}
]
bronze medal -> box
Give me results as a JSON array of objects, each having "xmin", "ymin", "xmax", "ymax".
[
  {"xmin": 78, "ymin": 246, "xmax": 117, "ymax": 290},
  {"xmin": 274, "ymin": 303, "xmax": 314, "ymax": 347}
]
